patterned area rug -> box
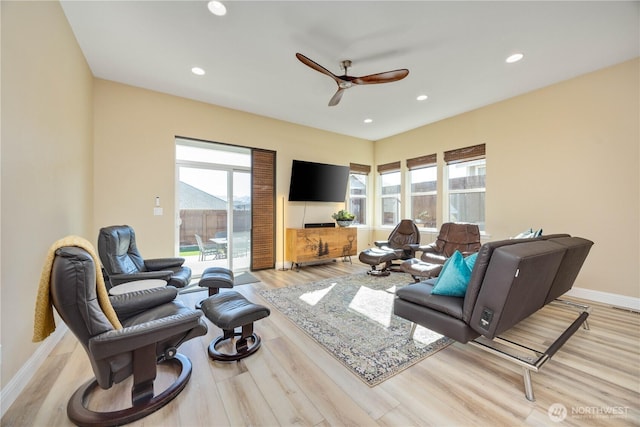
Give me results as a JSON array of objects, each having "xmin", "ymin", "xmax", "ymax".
[{"xmin": 260, "ymin": 273, "xmax": 453, "ymax": 386}]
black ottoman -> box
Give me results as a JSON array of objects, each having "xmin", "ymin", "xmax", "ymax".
[
  {"xmin": 200, "ymin": 291, "xmax": 271, "ymax": 361},
  {"xmin": 400, "ymin": 258, "xmax": 443, "ymax": 282},
  {"xmin": 195, "ymin": 267, "xmax": 234, "ymax": 309},
  {"xmin": 199, "ymin": 267, "xmax": 234, "ymax": 296}
]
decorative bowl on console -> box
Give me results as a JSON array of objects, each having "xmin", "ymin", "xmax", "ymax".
[
  {"xmin": 336, "ymin": 220, "xmax": 353, "ymax": 227},
  {"xmin": 332, "ymin": 209, "xmax": 355, "ymax": 227}
]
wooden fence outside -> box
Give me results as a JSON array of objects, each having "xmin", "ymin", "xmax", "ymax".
[{"xmin": 179, "ymin": 209, "xmax": 251, "ymax": 247}]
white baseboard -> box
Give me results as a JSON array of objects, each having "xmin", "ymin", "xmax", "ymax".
[
  {"xmin": 0, "ymin": 324, "xmax": 68, "ymax": 417},
  {"xmin": 566, "ymin": 287, "xmax": 640, "ymax": 311}
]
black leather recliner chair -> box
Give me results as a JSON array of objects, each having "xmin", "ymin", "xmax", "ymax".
[
  {"xmin": 98, "ymin": 225, "xmax": 192, "ymax": 288},
  {"xmin": 50, "ymin": 245, "xmax": 208, "ymax": 426},
  {"xmin": 358, "ymin": 219, "xmax": 420, "ymax": 276}
]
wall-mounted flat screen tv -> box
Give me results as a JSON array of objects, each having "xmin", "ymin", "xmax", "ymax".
[{"xmin": 288, "ymin": 160, "xmax": 350, "ymax": 202}]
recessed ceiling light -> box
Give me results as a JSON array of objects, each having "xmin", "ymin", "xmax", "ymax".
[
  {"xmin": 506, "ymin": 53, "xmax": 524, "ymax": 64},
  {"xmin": 207, "ymin": 1, "xmax": 227, "ymax": 16},
  {"xmin": 364, "ymin": 118, "xmax": 373, "ymax": 124},
  {"xmin": 416, "ymin": 94, "xmax": 428, "ymax": 101},
  {"xmin": 191, "ymin": 67, "xmax": 205, "ymax": 76}
]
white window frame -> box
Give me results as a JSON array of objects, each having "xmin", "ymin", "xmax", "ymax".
[
  {"xmin": 443, "ymin": 157, "xmax": 486, "ymax": 231},
  {"xmin": 348, "ymin": 171, "xmax": 368, "ymax": 226},
  {"xmin": 379, "ymin": 170, "xmax": 402, "ymax": 227},
  {"xmin": 408, "ymin": 165, "xmax": 438, "ymax": 231}
]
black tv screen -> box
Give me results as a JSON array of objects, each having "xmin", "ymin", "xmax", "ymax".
[{"xmin": 288, "ymin": 160, "xmax": 350, "ymax": 202}]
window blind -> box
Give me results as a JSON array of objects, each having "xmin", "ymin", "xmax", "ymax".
[
  {"xmin": 406, "ymin": 153, "xmax": 437, "ymax": 170},
  {"xmin": 349, "ymin": 163, "xmax": 371, "ymax": 174},
  {"xmin": 444, "ymin": 143, "xmax": 485, "ymax": 164},
  {"xmin": 377, "ymin": 161, "xmax": 401, "ymax": 173}
]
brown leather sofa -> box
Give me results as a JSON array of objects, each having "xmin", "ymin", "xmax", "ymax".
[{"xmin": 394, "ymin": 234, "xmax": 593, "ymax": 400}]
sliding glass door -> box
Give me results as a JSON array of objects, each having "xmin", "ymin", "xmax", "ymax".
[{"xmin": 176, "ymin": 139, "xmax": 251, "ymax": 277}]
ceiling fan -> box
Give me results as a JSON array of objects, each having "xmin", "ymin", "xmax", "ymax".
[{"xmin": 296, "ymin": 53, "xmax": 409, "ymax": 106}]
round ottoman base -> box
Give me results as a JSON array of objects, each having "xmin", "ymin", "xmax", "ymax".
[{"xmin": 208, "ymin": 331, "xmax": 262, "ymax": 362}]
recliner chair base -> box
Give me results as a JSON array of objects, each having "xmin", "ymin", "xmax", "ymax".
[
  {"xmin": 67, "ymin": 353, "xmax": 192, "ymax": 427},
  {"xmin": 367, "ymin": 268, "xmax": 390, "ymax": 277}
]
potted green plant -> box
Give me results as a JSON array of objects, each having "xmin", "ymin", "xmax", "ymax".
[{"xmin": 332, "ymin": 209, "xmax": 356, "ymax": 227}]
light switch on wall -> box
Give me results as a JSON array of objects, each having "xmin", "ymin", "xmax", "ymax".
[{"xmin": 154, "ymin": 207, "xmax": 163, "ymax": 216}]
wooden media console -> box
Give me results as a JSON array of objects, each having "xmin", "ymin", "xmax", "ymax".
[{"xmin": 285, "ymin": 227, "xmax": 357, "ymax": 270}]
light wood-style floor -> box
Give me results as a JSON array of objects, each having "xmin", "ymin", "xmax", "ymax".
[{"xmin": 3, "ymin": 262, "xmax": 639, "ymax": 426}]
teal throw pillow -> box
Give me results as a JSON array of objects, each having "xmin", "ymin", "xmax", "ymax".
[
  {"xmin": 431, "ymin": 251, "xmax": 472, "ymax": 297},
  {"xmin": 465, "ymin": 252, "xmax": 478, "ymax": 270},
  {"xmin": 513, "ymin": 228, "xmax": 534, "ymax": 238}
]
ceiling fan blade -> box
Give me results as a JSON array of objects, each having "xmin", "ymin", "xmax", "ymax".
[
  {"xmin": 352, "ymin": 69, "xmax": 409, "ymax": 85},
  {"xmin": 296, "ymin": 53, "xmax": 342, "ymax": 84},
  {"xmin": 328, "ymin": 88, "xmax": 345, "ymax": 106}
]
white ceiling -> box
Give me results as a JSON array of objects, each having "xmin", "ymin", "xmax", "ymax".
[{"xmin": 60, "ymin": 1, "xmax": 639, "ymax": 141}]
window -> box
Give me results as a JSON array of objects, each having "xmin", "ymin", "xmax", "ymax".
[
  {"xmin": 348, "ymin": 163, "xmax": 370, "ymax": 225},
  {"xmin": 378, "ymin": 161, "xmax": 401, "ymax": 226},
  {"xmin": 444, "ymin": 144, "xmax": 486, "ymax": 231},
  {"xmin": 407, "ymin": 154, "xmax": 437, "ymax": 229}
]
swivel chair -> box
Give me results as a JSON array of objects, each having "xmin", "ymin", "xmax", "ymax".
[
  {"xmin": 401, "ymin": 222, "xmax": 481, "ymax": 281},
  {"xmin": 358, "ymin": 219, "xmax": 420, "ymax": 276},
  {"xmin": 48, "ymin": 245, "xmax": 207, "ymax": 426},
  {"xmin": 98, "ymin": 225, "xmax": 192, "ymax": 288}
]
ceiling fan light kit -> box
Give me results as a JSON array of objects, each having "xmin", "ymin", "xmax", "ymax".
[{"xmin": 296, "ymin": 53, "xmax": 409, "ymax": 106}]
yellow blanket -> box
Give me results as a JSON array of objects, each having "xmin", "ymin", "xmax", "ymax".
[{"xmin": 33, "ymin": 235, "xmax": 122, "ymax": 342}]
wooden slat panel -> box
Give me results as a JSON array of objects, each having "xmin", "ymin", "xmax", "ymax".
[{"xmin": 251, "ymin": 149, "xmax": 276, "ymax": 270}]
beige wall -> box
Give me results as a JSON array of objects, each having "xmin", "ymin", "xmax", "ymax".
[
  {"xmin": 1, "ymin": 1, "xmax": 94, "ymax": 388},
  {"xmin": 375, "ymin": 58, "xmax": 640, "ymax": 299},
  {"xmin": 93, "ymin": 80, "xmax": 373, "ymax": 259}
]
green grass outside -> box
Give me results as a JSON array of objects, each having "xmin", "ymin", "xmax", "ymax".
[
  {"xmin": 180, "ymin": 250, "xmax": 199, "ymax": 257},
  {"xmin": 180, "ymin": 245, "xmax": 199, "ymax": 257}
]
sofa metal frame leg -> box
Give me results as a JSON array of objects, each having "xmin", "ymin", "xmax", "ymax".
[
  {"xmin": 523, "ymin": 368, "xmax": 535, "ymax": 402},
  {"xmin": 470, "ymin": 299, "xmax": 590, "ymax": 402},
  {"xmin": 409, "ymin": 322, "xmax": 417, "ymax": 339}
]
